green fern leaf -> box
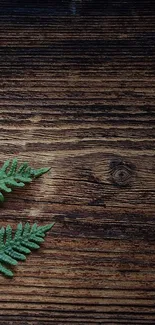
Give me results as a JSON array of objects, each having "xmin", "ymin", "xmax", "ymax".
[
  {"xmin": 0, "ymin": 158, "xmax": 51, "ymax": 202},
  {"xmin": 0, "ymin": 222, "xmax": 55, "ymax": 277}
]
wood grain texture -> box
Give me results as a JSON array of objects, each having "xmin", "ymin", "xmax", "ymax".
[{"xmin": 0, "ymin": 1, "xmax": 155, "ymax": 324}]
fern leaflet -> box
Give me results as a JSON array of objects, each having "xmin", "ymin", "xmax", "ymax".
[
  {"xmin": 0, "ymin": 158, "xmax": 51, "ymax": 202},
  {"xmin": 0, "ymin": 222, "xmax": 55, "ymax": 277}
]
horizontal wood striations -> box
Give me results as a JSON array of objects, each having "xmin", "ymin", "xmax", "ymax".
[{"xmin": 0, "ymin": 7, "xmax": 154, "ymax": 325}]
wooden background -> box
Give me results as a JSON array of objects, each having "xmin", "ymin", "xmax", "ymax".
[{"xmin": 0, "ymin": 1, "xmax": 155, "ymax": 324}]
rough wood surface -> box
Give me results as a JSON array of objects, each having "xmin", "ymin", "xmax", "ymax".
[{"xmin": 0, "ymin": 1, "xmax": 155, "ymax": 324}]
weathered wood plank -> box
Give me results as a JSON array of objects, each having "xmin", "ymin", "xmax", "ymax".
[{"xmin": 0, "ymin": 3, "xmax": 154, "ymax": 324}]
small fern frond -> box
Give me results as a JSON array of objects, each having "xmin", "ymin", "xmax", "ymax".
[
  {"xmin": 0, "ymin": 158, "xmax": 51, "ymax": 202},
  {"xmin": 0, "ymin": 222, "xmax": 55, "ymax": 277}
]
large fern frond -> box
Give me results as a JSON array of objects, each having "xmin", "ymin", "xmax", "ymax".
[
  {"xmin": 0, "ymin": 222, "xmax": 55, "ymax": 277},
  {"xmin": 0, "ymin": 158, "xmax": 51, "ymax": 202}
]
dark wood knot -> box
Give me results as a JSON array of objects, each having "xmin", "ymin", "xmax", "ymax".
[{"xmin": 109, "ymin": 159, "xmax": 135, "ymax": 186}]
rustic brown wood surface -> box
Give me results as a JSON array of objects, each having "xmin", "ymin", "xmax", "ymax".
[{"xmin": 0, "ymin": 1, "xmax": 155, "ymax": 324}]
